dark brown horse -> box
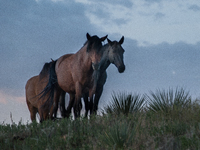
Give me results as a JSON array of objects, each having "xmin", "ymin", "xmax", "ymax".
[
  {"xmin": 60, "ymin": 36, "xmax": 125, "ymax": 118},
  {"xmin": 40, "ymin": 33, "xmax": 107, "ymax": 119}
]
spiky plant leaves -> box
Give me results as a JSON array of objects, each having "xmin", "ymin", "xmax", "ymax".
[
  {"xmin": 104, "ymin": 92, "xmax": 145, "ymax": 116},
  {"xmin": 100, "ymin": 120, "xmax": 136, "ymax": 149},
  {"xmin": 146, "ymin": 88, "xmax": 191, "ymax": 114}
]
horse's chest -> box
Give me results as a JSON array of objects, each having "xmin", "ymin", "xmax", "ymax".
[
  {"xmin": 79, "ymin": 71, "xmax": 94, "ymax": 87},
  {"xmin": 82, "ymin": 77, "xmax": 93, "ymax": 88}
]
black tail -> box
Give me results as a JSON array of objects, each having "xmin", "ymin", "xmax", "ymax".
[
  {"xmin": 39, "ymin": 62, "xmax": 52, "ymax": 80},
  {"xmin": 39, "ymin": 60, "xmax": 58, "ymax": 110}
]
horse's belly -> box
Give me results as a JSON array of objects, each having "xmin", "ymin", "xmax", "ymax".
[{"xmin": 58, "ymin": 79, "xmax": 75, "ymax": 94}]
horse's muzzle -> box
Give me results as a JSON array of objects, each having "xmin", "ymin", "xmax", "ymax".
[{"xmin": 118, "ymin": 65, "xmax": 125, "ymax": 73}]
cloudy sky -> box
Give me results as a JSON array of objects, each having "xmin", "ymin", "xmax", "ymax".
[{"xmin": 1, "ymin": 0, "xmax": 200, "ymax": 124}]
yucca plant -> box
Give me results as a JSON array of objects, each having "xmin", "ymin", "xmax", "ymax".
[
  {"xmin": 103, "ymin": 92, "xmax": 145, "ymax": 116},
  {"xmin": 146, "ymin": 88, "xmax": 191, "ymax": 114},
  {"xmin": 99, "ymin": 119, "xmax": 136, "ymax": 149}
]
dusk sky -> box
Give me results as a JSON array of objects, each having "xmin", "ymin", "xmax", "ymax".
[{"xmin": 1, "ymin": 0, "xmax": 200, "ymax": 124}]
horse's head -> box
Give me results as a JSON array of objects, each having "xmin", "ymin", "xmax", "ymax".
[
  {"xmin": 86, "ymin": 33, "xmax": 107, "ymax": 70},
  {"xmin": 107, "ymin": 36, "xmax": 125, "ymax": 73}
]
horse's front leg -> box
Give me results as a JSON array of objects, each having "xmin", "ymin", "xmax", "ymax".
[
  {"xmin": 83, "ymin": 92, "xmax": 89, "ymax": 118},
  {"xmin": 66, "ymin": 93, "xmax": 75, "ymax": 118},
  {"xmin": 93, "ymin": 84, "xmax": 104, "ymax": 115},
  {"xmin": 74, "ymin": 83, "xmax": 82, "ymax": 118},
  {"xmin": 88, "ymin": 90, "xmax": 94, "ymax": 116}
]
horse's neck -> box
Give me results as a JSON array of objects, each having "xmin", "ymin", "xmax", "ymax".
[
  {"xmin": 100, "ymin": 59, "xmax": 110, "ymax": 72},
  {"xmin": 75, "ymin": 43, "xmax": 87, "ymax": 55},
  {"xmin": 99, "ymin": 45, "xmax": 111, "ymax": 72},
  {"xmin": 75, "ymin": 43, "xmax": 92, "ymax": 70}
]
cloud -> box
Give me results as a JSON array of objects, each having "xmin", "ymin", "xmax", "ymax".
[
  {"xmin": 144, "ymin": 0, "xmax": 162, "ymax": 3},
  {"xmin": 0, "ymin": 92, "xmax": 7, "ymax": 104},
  {"xmin": 154, "ymin": 12, "xmax": 165, "ymax": 20},
  {"xmin": 82, "ymin": 0, "xmax": 131, "ymax": 26},
  {"xmin": 188, "ymin": 4, "xmax": 200, "ymax": 12},
  {"xmin": 1, "ymin": 0, "xmax": 200, "ymax": 112},
  {"xmin": 79, "ymin": 0, "xmax": 200, "ymax": 45},
  {"xmin": 76, "ymin": 0, "xmax": 133, "ymax": 8},
  {"xmin": 103, "ymin": 39, "xmax": 200, "ymax": 99},
  {"xmin": 0, "ymin": 90, "xmax": 25, "ymax": 104},
  {"xmin": 0, "ymin": 0, "xmax": 104, "ymax": 96}
]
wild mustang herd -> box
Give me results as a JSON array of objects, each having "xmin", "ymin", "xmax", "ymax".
[{"xmin": 25, "ymin": 33, "xmax": 125, "ymax": 122}]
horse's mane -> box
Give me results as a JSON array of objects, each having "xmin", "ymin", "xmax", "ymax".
[
  {"xmin": 83, "ymin": 35, "xmax": 102, "ymax": 53},
  {"xmin": 83, "ymin": 40, "xmax": 88, "ymax": 46},
  {"xmin": 101, "ymin": 43, "xmax": 109, "ymax": 51}
]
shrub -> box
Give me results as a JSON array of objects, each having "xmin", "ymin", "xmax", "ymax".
[
  {"xmin": 146, "ymin": 88, "xmax": 191, "ymax": 115},
  {"xmin": 103, "ymin": 92, "xmax": 145, "ymax": 116},
  {"xmin": 99, "ymin": 119, "xmax": 136, "ymax": 149}
]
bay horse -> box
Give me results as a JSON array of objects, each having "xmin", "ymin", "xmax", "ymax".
[
  {"xmin": 60, "ymin": 36, "xmax": 125, "ymax": 118},
  {"xmin": 40, "ymin": 33, "xmax": 107, "ymax": 119},
  {"xmin": 25, "ymin": 61, "xmax": 56, "ymax": 122}
]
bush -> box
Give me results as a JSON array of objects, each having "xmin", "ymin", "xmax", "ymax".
[
  {"xmin": 98, "ymin": 117, "xmax": 136, "ymax": 149},
  {"xmin": 146, "ymin": 88, "xmax": 191, "ymax": 115},
  {"xmin": 103, "ymin": 92, "xmax": 145, "ymax": 116}
]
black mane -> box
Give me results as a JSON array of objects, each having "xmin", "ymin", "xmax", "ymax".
[{"xmin": 85, "ymin": 35, "xmax": 102, "ymax": 53}]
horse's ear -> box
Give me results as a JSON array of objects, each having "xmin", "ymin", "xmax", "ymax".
[
  {"xmin": 100, "ymin": 35, "xmax": 108, "ymax": 42},
  {"xmin": 86, "ymin": 33, "xmax": 91, "ymax": 40},
  {"xmin": 119, "ymin": 36, "xmax": 124, "ymax": 45},
  {"xmin": 51, "ymin": 58, "xmax": 54, "ymax": 62},
  {"xmin": 107, "ymin": 38, "xmax": 112, "ymax": 45}
]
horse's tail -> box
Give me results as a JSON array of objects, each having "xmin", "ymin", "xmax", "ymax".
[
  {"xmin": 39, "ymin": 58, "xmax": 55, "ymax": 80},
  {"xmin": 39, "ymin": 62, "xmax": 52, "ymax": 80},
  {"xmin": 39, "ymin": 60, "xmax": 58, "ymax": 111}
]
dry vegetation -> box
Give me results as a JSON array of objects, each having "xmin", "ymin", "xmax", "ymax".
[{"xmin": 1, "ymin": 88, "xmax": 200, "ymax": 150}]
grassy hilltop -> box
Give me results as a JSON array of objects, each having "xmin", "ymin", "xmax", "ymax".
[{"xmin": 1, "ymin": 88, "xmax": 200, "ymax": 150}]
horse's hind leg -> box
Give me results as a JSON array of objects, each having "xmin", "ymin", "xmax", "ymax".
[
  {"xmin": 38, "ymin": 108, "xmax": 44, "ymax": 122},
  {"xmin": 38, "ymin": 107, "xmax": 49, "ymax": 122},
  {"xmin": 50, "ymin": 89, "xmax": 62, "ymax": 120},
  {"xmin": 26, "ymin": 100, "xmax": 37, "ymax": 121}
]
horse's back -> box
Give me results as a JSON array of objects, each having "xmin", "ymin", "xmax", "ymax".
[
  {"xmin": 56, "ymin": 53, "xmax": 74, "ymax": 68},
  {"xmin": 26, "ymin": 75, "xmax": 38, "ymax": 94},
  {"xmin": 56, "ymin": 53, "xmax": 76, "ymax": 93}
]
